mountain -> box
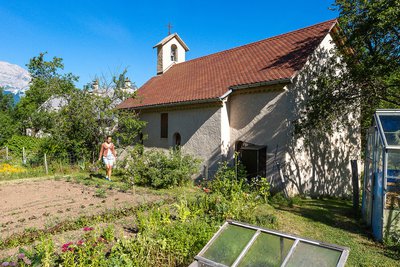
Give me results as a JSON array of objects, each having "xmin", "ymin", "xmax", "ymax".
[{"xmin": 0, "ymin": 61, "xmax": 30, "ymax": 103}]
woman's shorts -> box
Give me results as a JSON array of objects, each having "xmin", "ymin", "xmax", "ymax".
[{"xmin": 103, "ymin": 156, "xmax": 115, "ymax": 166}]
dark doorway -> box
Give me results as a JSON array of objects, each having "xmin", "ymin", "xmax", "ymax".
[
  {"xmin": 237, "ymin": 143, "xmax": 267, "ymax": 178},
  {"xmin": 173, "ymin": 132, "xmax": 181, "ymax": 146}
]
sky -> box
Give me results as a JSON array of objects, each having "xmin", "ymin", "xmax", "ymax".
[{"xmin": 0, "ymin": 0, "xmax": 338, "ymax": 89}]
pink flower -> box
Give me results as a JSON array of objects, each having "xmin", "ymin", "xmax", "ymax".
[
  {"xmin": 76, "ymin": 240, "xmax": 84, "ymax": 246},
  {"xmin": 61, "ymin": 242, "xmax": 74, "ymax": 252},
  {"xmin": 23, "ymin": 258, "xmax": 32, "ymax": 265},
  {"xmin": 83, "ymin": 227, "xmax": 94, "ymax": 231}
]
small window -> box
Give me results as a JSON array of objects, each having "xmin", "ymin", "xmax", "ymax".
[
  {"xmin": 161, "ymin": 113, "xmax": 168, "ymax": 138},
  {"xmin": 171, "ymin": 44, "xmax": 177, "ymax": 61}
]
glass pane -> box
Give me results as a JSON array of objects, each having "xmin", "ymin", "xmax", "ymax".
[
  {"xmin": 379, "ymin": 115, "xmax": 400, "ymax": 146},
  {"xmin": 238, "ymin": 232, "xmax": 294, "ymax": 267},
  {"xmin": 386, "ymin": 151, "xmax": 400, "ymax": 209},
  {"xmin": 388, "ymin": 151, "xmax": 400, "ymax": 180},
  {"xmin": 201, "ymin": 224, "xmax": 255, "ymax": 266},
  {"xmin": 286, "ymin": 242, "xmax": 342, "ymax": 267}
]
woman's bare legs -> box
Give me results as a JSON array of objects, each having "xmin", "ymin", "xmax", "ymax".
[{"xmin": 106, "ymin": 164, "xmax": 112, "ymax": 180}]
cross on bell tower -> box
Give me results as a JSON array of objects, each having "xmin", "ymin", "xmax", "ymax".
[
  {"xmin": 167, "ymin": 22, "xmax": 173, "ymax": 35},
  {"xmin": 153, "ymin": 25, "xmax": 189, "ymax": 75}
]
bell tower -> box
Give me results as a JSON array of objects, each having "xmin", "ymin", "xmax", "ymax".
[{"xmin": 153, "ymin": 33, "xmax": 189, "ymax": 75}]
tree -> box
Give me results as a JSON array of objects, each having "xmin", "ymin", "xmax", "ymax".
[
  {"xmin": 43, "ymin": 68, "xmax": 144, "ymax": 161},
  {"xmin": 0, "ymin": 87, "xmax": 14, "ymax": 112},
  {"xmin": 0, "ymin": 87, "xmax": 17, "ymax": 145},
  {"xmin": 11, "ymin": 52, "xmax": 144, "ymax": 161},
  {"xmin": 14, "ymin": 52, "xmax": 78, "ymax": 135},
  {"xmin": 295, "ymin": 0, "xmax": 400, "ymax": 137},
  {"xmin": 114, "ymin": 109, "xmax": 147, "ymax": 147}
]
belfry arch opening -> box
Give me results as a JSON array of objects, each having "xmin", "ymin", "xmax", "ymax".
[{"xmin": 171, "ymin": 44, "xmax": 178, "ymax": 62}]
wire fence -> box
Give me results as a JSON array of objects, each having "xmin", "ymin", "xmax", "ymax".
[{"xmin": 0, "ymin": 146, "xmax": 94, "ymax": 177}]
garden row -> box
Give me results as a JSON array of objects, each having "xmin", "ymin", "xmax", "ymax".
[{"xmin": 0, "ymin": 157, "xmax": 275, "ymax": 266}]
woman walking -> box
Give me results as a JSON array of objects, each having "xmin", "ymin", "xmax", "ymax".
[{"xmin": 98, "ymin": 135, "xmax": 117, "ymax": 181}]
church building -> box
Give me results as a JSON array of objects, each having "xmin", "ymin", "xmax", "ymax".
[{"xmin": 118, "ymin": 20, "xmax": 360, "ymax": 196}]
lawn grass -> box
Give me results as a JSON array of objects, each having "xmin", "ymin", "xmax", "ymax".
[{"xmin": 270, "ymin": 198, "xmax": 400, "ymax": 267}]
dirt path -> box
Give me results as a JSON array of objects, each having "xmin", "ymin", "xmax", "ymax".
[{"xmin": 0, "ymin": 179, "xmax": 160, "ymax": 240}]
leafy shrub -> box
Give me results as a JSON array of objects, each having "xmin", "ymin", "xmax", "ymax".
[
  {"xmin": 110, "ymin": 213, "xmax": 216, "ymax": 266},
  {"xmin": 250, "ymin": 176, "xmax": 271, "ymax": 203},
  {"xmin": 208, "ymin": 161, "xmax": 249, "ymax": 197},
  {"xmin": 197, "ymin": 161, "xmax": 271, "ymax": 222},
  {"xmin": 120, "ymin": 146, "xmax": 200, "ymax": 189},
  {"xmin": 5, "ymin": 135, "xmax": 43, "ymax": 156}
]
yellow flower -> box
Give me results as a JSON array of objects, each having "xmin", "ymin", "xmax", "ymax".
[{"xmin": 0, "ymin": 163, "xmax": 26, "ymax": 174}]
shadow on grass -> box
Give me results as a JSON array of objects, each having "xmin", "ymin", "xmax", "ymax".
[
  {"xmin": 89, "ymin": 173, "xmax": 105, "ymax": 180},
  {"xmin": 272, "ymin": 198, "xmax": 371, "ymax": 238},
  {"xmin": 273, "ymin": 198, "xmax": 400, "ymax": 260}
]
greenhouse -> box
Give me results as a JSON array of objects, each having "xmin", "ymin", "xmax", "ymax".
[
  {"xmin": 362, "ymin": 110, "xmax": 400, "ymax": 241},
  {"xmin": 190, "ymin": 221, "xmax": 349, "ymax": 267}
]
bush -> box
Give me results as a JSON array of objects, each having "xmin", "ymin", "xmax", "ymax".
[
  {"xmin": 5, "ymin": 135, "xmax": 43, "ymax": 156},
  {"xmin": 197, "ymin": 160, "xmax": 272, "ymax": 222},
  {"xmin": 120, "ymin": 147, "xmax": 200, "ymax": 189}
]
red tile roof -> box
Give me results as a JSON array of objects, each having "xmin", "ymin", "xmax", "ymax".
[{"xmin": 118, "ymin": 19, "xmax": 337, "ymax": 109}]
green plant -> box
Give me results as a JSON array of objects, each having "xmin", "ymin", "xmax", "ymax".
[
  {"xmin": 95, "ymin": 188, "xmax": 107, "ymax": 198},
  {"xmin": 5, "ymin": 135, "xmax": 43, "ymax": 156},
  {"xmin": 120, "ymin": 147, "xmax": 200, "ymax": 189},
  {"xmin": 173, "ymin": 198, "xmax": 192, "ymax": 223},
  {"xmin": 250, "ymin": 176, "xmax": 271, "ymax": 203}
]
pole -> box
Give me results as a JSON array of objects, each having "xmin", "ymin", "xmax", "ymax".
[
  {"xmin": 5, "ymin": 146, "xmax": 8, "ymax": 160},
  {"xmin": 235, "ymin": 152, "xmax": 238, "ymax": 180},
  {"xmin": 22, "ymin": 147, "xmax": 26, "ymax": 165},
  {"xmin": 351, "ymin": 160, "xmax": 359, "ymax": 218},
  {"xmin": 44, "ymin": 153, "xmax": 48, "ymax": 175},
  {"xmin": 59, "ymin": 159, "xmax": 63, "ymax": 173}
]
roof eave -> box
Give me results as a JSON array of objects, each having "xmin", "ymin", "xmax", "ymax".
[
  {"xmin": 119, "ymin": 97, "xmax": 221, "ymax": 110},
  {"xmin": 218, "ymin": 78, "xmax": 292, "ymax": 99},
  {"xmin": 153, "ymin": 33, "xmax": 190, "ymax": 51}
]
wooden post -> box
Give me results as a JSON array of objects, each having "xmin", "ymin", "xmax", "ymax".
[
  {"xmin": 5, "ymin": 146, "xmax": 8, "ymax": 160},
  {"xmin": 22, "ymin": 147, "xmax": 26, "ymax": 165},
  {"xmin": 351, "ymin": 160, "xmax": 359, "ymax": 217},
  {"xmin": 59, "ymin": 159, "xmax": 63, "ymax": 174},
  {"xmin": 44, "ymin": 153, "xmax": 48, "ymax": 175},
  {"xmin": 235, "ymin": 152, "xmax": 238, "ymax": 180}
]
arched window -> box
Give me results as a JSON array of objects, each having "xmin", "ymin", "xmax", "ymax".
[
  {"xmin": 173, "ymin": 132, "xmax": 181, "ymax": 147},
  {"xmin": 171, "ymin": 44, "xmax": 178, "ymax": 62}
]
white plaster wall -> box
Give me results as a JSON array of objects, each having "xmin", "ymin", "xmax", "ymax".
[
  {"xmin": 226, "ymin": 33, "xmax": 360, "ymax": 197},
  {"xmin": 161, "ymin": 38, "xmax": 186, "ymax": 73},
  {"xmin": 228, "ymin": 87, "xmax": 290, "ymax": 184},
  {"xmin": 283, "ymin": 33, "xmax": 361, "ymax": 197},
  {"xmin": 140, "ymin": 106, "xmax": 223, "ymax": 172}
]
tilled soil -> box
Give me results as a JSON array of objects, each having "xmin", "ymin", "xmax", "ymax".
[{"xmin": 0, "ymin": 179, "xmax": 160, "ymax": 240}]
